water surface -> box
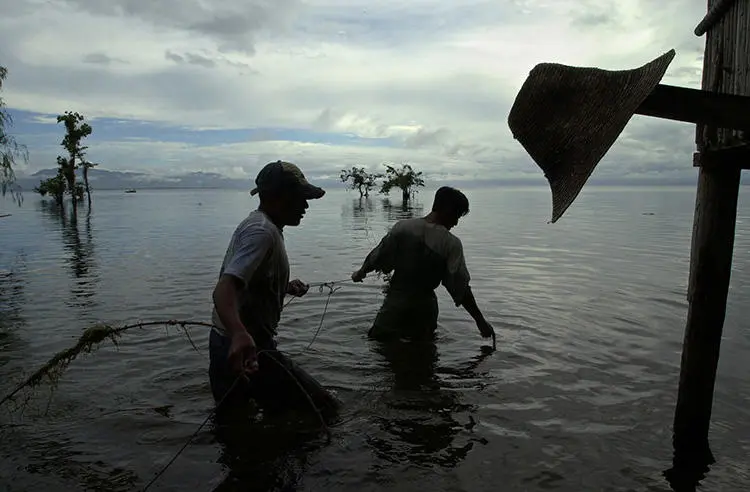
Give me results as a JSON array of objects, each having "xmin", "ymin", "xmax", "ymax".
[{"xmin": 1, "ymin": 186, "xmax": 749, "ymax": 491}]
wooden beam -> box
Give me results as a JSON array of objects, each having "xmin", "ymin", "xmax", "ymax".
[
  {"xmin": 694, "ymin": 0, "xmax": 738, "ymax": 36},
  {"xmin": 635, "ymin": 84, "xmax": 750, "ymax": 130},
  {"xmin": 693, "ymin": 145, "xmax": 750, "ymax": 169}
]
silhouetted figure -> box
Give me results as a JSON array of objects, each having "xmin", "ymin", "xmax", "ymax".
[
  {"xmin": 352, "ymin": 187, "xmax": 495, "ymax": 343},
  {"xmin": 209, "ymin": 161, "xmax": 340, "ymax": 425}
]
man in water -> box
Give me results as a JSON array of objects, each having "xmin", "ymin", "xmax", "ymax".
[
  {"xmin": 210, "ymin": 160, "xmax": 340, "ymax": 421},
  {"xmin": 351, "ymin": 186, "xmax": 495, "ymax": 343}
]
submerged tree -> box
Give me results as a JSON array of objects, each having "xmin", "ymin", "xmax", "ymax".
[
  {"xmin": 0, "ymin": 66, "xmax": 29, "ymax": 207},
  {"xmin": 379, "ymin": 163, "xmax": 425, "ymax": 204},
  {"xmin": 57, "ymin": 111, "xmax": 93, "ymax": 212},
  {"xmin": 79, "ymin": 160, "xmax": 97, "ymax": 206},
  {"xmin": 340, "ymin": 166, "xmax": 382, "ymax": 198},
  {"xmin": 33, "ymin": 168, "xmax": 66, "ymax": 207},
  {"xmin": 37, "ymin": 112, "xmax": 94, "ymax": 211}
]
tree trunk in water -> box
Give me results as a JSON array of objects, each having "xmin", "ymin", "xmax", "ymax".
[
  {"xmin": 84, "ymin": 166, "xmax": 91, "ymax": 208},
  {"xmin": 67, "ymin": 156, "xmax": 77, "ymax": 216},
  {"xmin": 402, "ymin": 187, "xmax": 409, "ymax": 204}
]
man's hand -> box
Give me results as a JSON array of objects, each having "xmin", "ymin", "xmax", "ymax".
[
  {"xmin": 228, "ymin": 331, "xmax": 259, "ymax": 377},
  {"xmin": 351, "ymin": 269, "xmax": 366, "ymax": 282},
  {"xmin": 287, "ymin": 279, "xmax": 310, "ymax": 297},
  {"xmin": 476, "ymin": 318, "xmax": 495, "ymax": 339}
]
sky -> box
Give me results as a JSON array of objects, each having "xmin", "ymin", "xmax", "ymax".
[{"xmin": 0, "ymin": 0, "xmax": 708, "ymax": 185}]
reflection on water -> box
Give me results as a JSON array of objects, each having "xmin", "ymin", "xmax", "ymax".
[
  {"xmin": 38, "ymin": 201, "xmax": 99, "ymax": 312},
  {"xmin": 0, "ymin": 255, "xmax": 26, "ymax": 326},
  {"xmin": 1, "ymin": 188, "xmax": 749, "ymax": 491},
  {"xmin": 381, "ymin": 198, "xmax": 424, "ymax": 222},
  {"xmin": 211, "ymin": 418, "xmax": 322, "ymax": 492},
  {"xmin": 367, "ymin": 340, "xmax": 492, "ymax": 470},
  {"xmin": 664, "ymin": 443, "xmax": 715, "ymax": 492},
  {"xmin": 0, "ymin": 254, "xmax": 28, "ymax": 368},
  {"xmin": 343, "ymin": 197, "xmax": 379, "ymax": 246},
  {"xmin": 352, "ymin": 197, "xmax": 375, "ymax": 217},
  {"xmin": 342, "ymin": 197, "xmax": 426, "ymax": 247},
  {"xmin": 17, "ymin": 429, "xmax": 139, "ymax": 492}
]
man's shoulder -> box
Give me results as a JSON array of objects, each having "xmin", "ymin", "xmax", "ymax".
[
  {"xmin": 442, "ymin": 229, "xmax": 463, "ymax": 251},
  {"xmin": 393, "ymin": 217, "xmax": 423, "ymax": 231},
  {"xmin": 235, "ymin": 211, "xmax": 278, "ymax": 242}
]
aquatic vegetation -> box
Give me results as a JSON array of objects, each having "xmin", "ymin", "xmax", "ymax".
[{"xmin": 0, "ymin": 319, "xmax": 211, "ymax": 408}]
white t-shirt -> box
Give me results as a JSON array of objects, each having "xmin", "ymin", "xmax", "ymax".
[{"xmin": 211, "ymin": 210, "xmax": 289, "ymax": 340}]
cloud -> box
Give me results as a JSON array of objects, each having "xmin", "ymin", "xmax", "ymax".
[
  {"xmin": 164, "ymin": 50, "xmax": 216, "ymax": 69},
  {"xmin": 58, "ymin": 0, "xmax": 301, "ymax": 54},
  {"xmin": 0, "ymin": 0, "xmax": 710, "ymax": 185},
  {"xmin": 83, "ymin": 52, "xmax": 128, "ymax": 65}
]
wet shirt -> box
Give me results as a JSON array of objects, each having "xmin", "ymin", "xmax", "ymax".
[
  {"xmin": 211, "ymin": 210, "xmax": 289, "ymax": 342},
  {"xmin": 361, "ymin": 217, "xmax": 471, "ymax": 305}
]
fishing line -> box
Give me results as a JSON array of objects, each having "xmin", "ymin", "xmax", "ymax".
[
  {"xmin": 141, "ymin": 280, "xmax": 355, "ymax": 490},
  {"xmin": 0, "ymin": 279, "xmax": 351, "ymax": 490},
  {"xmin": 141, "ymin": 347, "xmax": 333, "ymax": 492},
  {"xmin": 304, "ymin": 282, "xmax": 342, "ymax": 351},
  {"xmin": 141, "ymin": 377, "xmax": 240, "ymax": 492}
]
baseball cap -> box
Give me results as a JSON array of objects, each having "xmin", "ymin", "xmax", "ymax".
[{"xmin": 249, "ymin": 160, "xmax": 325, "ymax": 199}]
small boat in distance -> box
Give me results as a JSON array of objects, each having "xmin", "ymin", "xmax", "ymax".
[{"xmin": 125, "ymin": 188, "xmax": 137, "ymax": 193}]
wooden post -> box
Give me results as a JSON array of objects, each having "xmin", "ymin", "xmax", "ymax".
[
  {"xmin": 669, "ymin": 165, "xmax": 741, "ymax": 471},
  {"xmin": 667, "ymin": 0, "xmax": 748, "ymax": 487}
]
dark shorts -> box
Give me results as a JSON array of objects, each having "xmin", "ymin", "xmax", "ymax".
[{"xmin": 208, "ymin": 329, "xmax": 340, "ymax": 421}]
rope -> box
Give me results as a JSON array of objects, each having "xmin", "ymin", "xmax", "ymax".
[
  {"xmin": 3, "ymin": 275, "xmax": 494, "ymax": 490},
  {"xmin": 0, "ymin": 320, "xmax": 216, "ymax": 408},
  {"xmin": 141, "ymin": 346, "xmax": 334, "ymax": 492},
  {"xmin": 141, "ymin": 377, "xmax": 241, "ymax": 492},
  {"xmin": 5, "ymin": 277, "xmax": 349, "ymax": 490},
  {"xmin": 142, "ymin": 279, "xmax": 350, "ymax": 490},
  {"xmin": 0, "ymin": 277, "xmax": 350, "ymax": 491},
  {"xmin": 305, "ymin": 283, "xmax": 342, "ymax": 351}
]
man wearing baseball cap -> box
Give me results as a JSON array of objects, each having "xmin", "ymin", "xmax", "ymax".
[{"xmin": 209, "ymin": 160, "xmax": 339, "ymax": 421}]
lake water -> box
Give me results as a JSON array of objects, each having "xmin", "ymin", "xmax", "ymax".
[{"xmin": 1, "ymin": 186, "xmax": 749, "ymax": 491}]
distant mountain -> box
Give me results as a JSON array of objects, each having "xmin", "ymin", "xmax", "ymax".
[
  {"xmin": 12, "ymin": 167, "xmax": 748, "ymax": 192},
  {"xmin": 13, "ymin": 168, "xmax": 254, "ymax": 191}
]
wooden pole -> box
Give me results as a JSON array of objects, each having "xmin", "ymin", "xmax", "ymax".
[
  {"xmin": 668, "ymin": 164, "xmax": 741, "ymax": 482},
  {"xmin": 667, "ymin": 0, "xmax": 748, "ymax": 487}
]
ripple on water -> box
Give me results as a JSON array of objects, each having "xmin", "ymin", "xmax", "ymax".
[{"xmin": 1, "ymin": 188, "xmax": 749, "ymax": 491}]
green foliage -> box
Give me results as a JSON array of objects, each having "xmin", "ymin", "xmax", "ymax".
[
  {"xmin": 57, "ymin": 111, "xmax": 92, "ymax": 160},
  {"xmin": 0, "ymin": 66, "xmax": 29, "ymax": 206},
  {"xmin": 57, "ymin": 111, "xmax": 93, "ymax": 210},
  {"xmin": 379, "ymin": 163, "xmax": 425, "ymax": 202},
  {"xmin": 34, "ymin": 171, "xmax": 66, "ymax": 206},
  {"xmin": 36, "ymin": 111, "xmax": 95, "ymax": 209},
  {"xmin": 340, "ymin": 166, "xmax": 382, "ymax": 197}
]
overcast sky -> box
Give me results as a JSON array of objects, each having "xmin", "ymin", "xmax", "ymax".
[{"xmin": 1, "ymin": 0, "xmax": 707, "ymax": 184}]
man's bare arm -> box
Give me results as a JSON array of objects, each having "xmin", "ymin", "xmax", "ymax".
[
  {"xmin": 459, "ymin": 286, "xmax": 495, "ymax": 340},
  {"xmin": 212, "ymin": 274, "xmax": 248, "ymax": 338},
  {"xmin": 459, "ymin": 286, "xmax": 483, "ymax": 323}
]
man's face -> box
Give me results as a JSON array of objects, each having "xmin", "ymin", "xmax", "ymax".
[
  {"xmin": 443, "ymin": 210, "xmax": 460, "ymax": 230},
  {"xmin": 280, "ymin": 191, "xmax": 310, "ymax": 226}
]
